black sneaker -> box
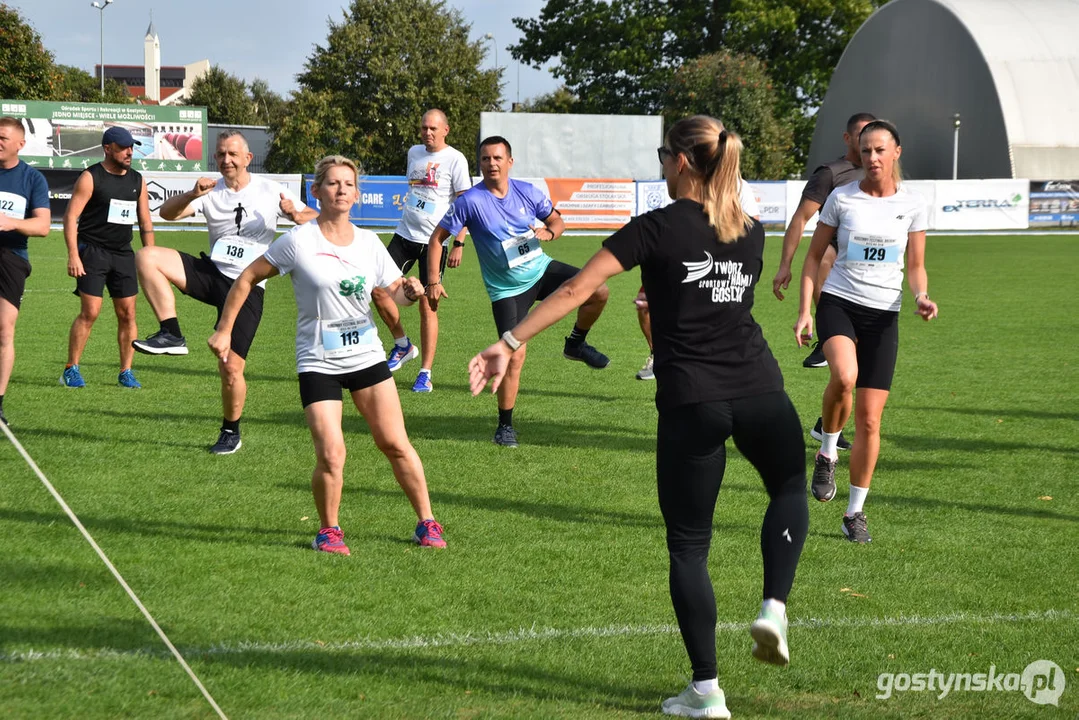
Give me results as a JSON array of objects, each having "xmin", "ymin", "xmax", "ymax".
[
  {"xmin": 493, "ymin": 423, "xmax": 518, "ymax": 448},
  {"xmin": 811, "ymin": 452, "xmax": 837, "ymax": 502},
  {"xmin": 811, "ymin": 417, "xmax": 852, "ymax": 450},
  {"xmin": 842, "ymin": 512, "xmax": 872, "ymax": 543},
  {"xmin": 802, "ymin": 340, "xmax": 827, "ymax": 368},
  {"xmin": 210, "ymin": 429, "xmax": 242, "ymax": 455},
  {"xmin": 133, "ymin": 330, "xmax": 189, "ymax": 356},
  {"xmin": 563, "ymin": 338, "xmax": 610, "ymax": 369}
]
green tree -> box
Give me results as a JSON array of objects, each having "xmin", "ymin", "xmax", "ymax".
[
  {"xmin": 54, "ymin": 65, "xmax": 132, "ymax": 103},
  {"xmin": 512, "ymin": 0, "xmax": 886, "ymax": 167},
  {"xmin": 665, "ymin": 51, "xmax": 794, "ymax": 179},
  {"xmin": 517, "ymin": 86, "xmax": 578, "ymax": 114},
  {"xmin": 249, "ymin": 78, "xmax": 285, "ymax": 126},
  {"xmin": 0, "ymin": 4, "xmax": 60, "ymax": 100},
  {"xmin": 267, "ymin": 0, "xmax": 501, "ymax": 174},
  {"xmin": 184, "ymin": 65, "xmax": 255, "ymax": 125}
]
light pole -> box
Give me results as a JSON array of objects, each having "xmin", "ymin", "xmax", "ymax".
[
  {"xmin": 91, "ymin": 0, "xmax": 114, "ymax": 99},
  {"xmin": 952, "ymin": 112, "xmax": 961, "ymax": 180},
  {"xmin": 483, "ymin": 32, "xmax": 498, "ymax": 71}
]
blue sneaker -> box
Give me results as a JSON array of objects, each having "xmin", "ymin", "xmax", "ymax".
[
  {"xmin": 61, "ymin": 365, "xmax": 86, "ymax": 388},
  {"xmin": 386, "ymin": 341, "xmax": 418, "ymax": 372},
  {"xmin": 411, "ymin": 370, "xmax": 432, "ymax": 393},
  {"xmin": 117, "ymin": 369, "xmax": 141, "ymax": 389}
]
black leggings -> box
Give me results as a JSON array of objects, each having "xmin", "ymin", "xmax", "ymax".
[{"xmin": 657, "ymin": 391, "xmax": 809, "ymax": 681}]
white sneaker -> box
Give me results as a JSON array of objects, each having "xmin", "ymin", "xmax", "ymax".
[
  {"xmin": 661, "ymin": 683, "xmax": 730, "ymax": 718},
  {"xmin": 750, "ymin": 607, "xmax": 790, "ymax": 666},
  {"xmin": 636, "ymin": 353, "xmax": 655, "ymax": 380}
]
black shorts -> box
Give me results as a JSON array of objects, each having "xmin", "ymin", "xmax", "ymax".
[
  {"xmin": 73, "ymin": 243, "xmax": 138, "ymax": 299},
  {"xmin": 816, "ymin": 292, "xmax": 899, "ymax": 390},
  {"xmin": 0, "ymin": 247, "xmax": 31, "ymax": 309},
  {"xmin": 491, "ymin": 260, "xmax": 580, "ymax": 336},
  {"xmin": 180, "ymin": 252, "xmax": 265, "ymax": 360},
  {"xmin": 386, "ymin": 233, "xmax": 446, "ymax": 287},
  {"xmin": 298, "ymin": 363, "xmax": 392, "ymax": 408}
]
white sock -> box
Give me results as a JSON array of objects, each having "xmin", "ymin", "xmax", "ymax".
[
  {"xmin": 846, "ymin": 485, "xmax": 869, "ymax": 516},
  {"xmin": 820, "ymin": 430, "xmax": 841, "ymax": 460},
  {"xmin": 761, "ymin": 598, "xmax": 786, "ymax": 618},
  {"xmin": 420, "ymin": 367, "xmax": 431, "ymax": 377},
  {"xmin": 692, "ymin": 678, "xmax": 719, "ymax": 694},
  {"xmin": 394, "ymin": 336, "xmax": 409, "ymax": 349}
]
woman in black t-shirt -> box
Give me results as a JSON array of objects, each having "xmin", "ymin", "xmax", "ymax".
[{"xmin": 468, "ymin": 115, "xmax": 808, "ymax": 719}]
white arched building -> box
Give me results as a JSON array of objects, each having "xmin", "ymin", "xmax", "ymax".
[{"xmin": 806, "ymin": 0, "xmax": 1079, "ymax": 180}]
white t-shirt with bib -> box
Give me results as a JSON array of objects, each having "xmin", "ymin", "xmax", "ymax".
[
  {"xmin": 190, "ymin": 174, "xmax": 307, "ymax": 281},
  {"xmin": 819, "ymin": 181, "xmax": 928, "ymax": 312},
  {"xmin": 262, "ymin": 222, "xmax": 402, "ymax": 375},
  {"xmin": 395, "ymin": 145, "xmax": 471, "ymax": 243}
]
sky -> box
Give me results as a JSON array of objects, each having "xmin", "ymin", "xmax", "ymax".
[{"xmin": 15, "ymin": 0, "xmax": 561, "ymax": 108}]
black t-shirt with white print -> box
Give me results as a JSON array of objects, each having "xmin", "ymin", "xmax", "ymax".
[{"xmin": 603, "ymin": 199, "xmax": 783, "ymax": 411}]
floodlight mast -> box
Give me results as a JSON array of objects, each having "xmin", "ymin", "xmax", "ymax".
[
  {"xmin": 952, "ymin": 113, "xmax": 961, "ymax": 180},
  {"xmin": 91, "ymin": 0, "xmax": 115, "ymax": 99}
]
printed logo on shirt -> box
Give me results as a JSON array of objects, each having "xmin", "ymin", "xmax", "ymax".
[
  {"xmin": 682, "ymin": 252, "xmax": 753, "ymax": 303},
  {"xmin": 339, "ymin": 275, "xmax": 366, "ymax": 298},
  {"xmin": 410, "ymin": 162, "xmax": 441, "ymax": 188}
]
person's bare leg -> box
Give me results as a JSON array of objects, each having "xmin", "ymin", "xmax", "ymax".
[
  {"xmin": 304, "ymin": 400, "xmax": 346, "ymax": 528},
  {"xmin": 820, "ymin": 336, "xmax": 857, "ymax": 435},
  {"xmin": 418, "ymin": 297, "xmax": 437, "ymax": 369},
  {"xmin": 67, "ymin": 293, "xmax": 102, "ymax": 366},
  {"xmin": 849, "ymin": 388, "xmax": 889, "ymax": 490},
  {"xmin": 637, "ymin": 306, "xmax": 653, "ymax": 351},
  {"xmin": 353, "ymin": 379, "xmax": 433, "ymax": 520},
  {"xmin": 573, "ymin": 283, "xmax": 610, "ymax": 329},
  {"xmin": 114, "ymin": 296, "xmax": 138, "ymax": 370},
  {"xmin": 135, "ymin": 246, "xmax": 188, "ymax": 322},
  {"xmin": 219, "ymin": 353, "xmax": 247, "ymax": 422},
  {"xmin": 372, "ymin": 286, "xmax": 406, "ymax": 340},
  {"xmin": 497, "ymin": 344, "xmax": 527, "ymax": 412}
]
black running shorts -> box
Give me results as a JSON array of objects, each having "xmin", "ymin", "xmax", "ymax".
[
  {"xmin": 815, "ymin": 291, "xmax": 899, "ymax": 391},
  {"xmin": 73, "ymin": 243, "xmax": 138, "ymax": 299},
  {"xmin": 298, "ymin": 362, "xmax": 393, "ymax": 408},
  {"xmin": 491, "ymin": 260, "xmax": 580, "ymax": 336},
  {"xmin": 0, "ymin": 247, "xmax": 31, "ymax": 309},
  {"xmin": 180, "ymin": 252, "xmax": 265, "ymax": 360},
  {"xmin": 386, "ymin": 233, "xmax": 446, "ymax": 287}
]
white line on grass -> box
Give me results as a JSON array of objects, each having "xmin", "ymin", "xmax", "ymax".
[
  {"xmin": 0, "ymin": 422, "xmax": 229, "ymax": 719},
  {"xmin": 1, "ymin": 609, "xmax": 1071, "ymax": 662}
]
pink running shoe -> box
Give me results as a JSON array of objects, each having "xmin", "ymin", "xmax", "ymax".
[
  {"xmin": 413, "ymin": 518, "xmax": 446, "ymax": 548},
  {"xmin": 312, "ymin": 526, "xmax": 350, "ymax": 555}
]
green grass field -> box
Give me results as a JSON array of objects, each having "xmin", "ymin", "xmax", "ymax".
[{"xmin": 1, "ymin": 230, "xmax": 1076, "ymax": 719}]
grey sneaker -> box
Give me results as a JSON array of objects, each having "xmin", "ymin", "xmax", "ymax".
[
  {"xmin": 811, "ymin": 452, "xmax": 837, "ymax": 502},
  {"xmin": 802, "ymin": 339, "xmax": 827, "ymax": 368},
  {"xmin": 661, "ymin": 683, "xmax": 730, "ymax": 718},
  {"xmin": 210, "ymin": 429, "xmax": 242, "ymax": 455},
  {"xmin": 842, "ymin": 512, "xmax": 872, "ymax": 543},
  {"xmin": 132, "ymin": 330, "xmax": 188, "ymax": 356},
  {"xmin": 493, "ymin": 423, "xmax": 518, "ymax": 448},
  {"xmin": 636, "ymin": 353, "xmax": 655, "ymax": 380},
  {"xmin": 750, "ymin": 606, "xmax": 790, "ymax": 666}
]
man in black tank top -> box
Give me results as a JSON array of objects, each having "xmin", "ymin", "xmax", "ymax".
[{"xmin": 61, "ymin": 127, "xmax": 155, "ymax": 389}]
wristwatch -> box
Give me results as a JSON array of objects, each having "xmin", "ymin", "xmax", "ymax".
[{"xmin": 452, "ymin": 240, "xmax": 465, "ymax": 248}]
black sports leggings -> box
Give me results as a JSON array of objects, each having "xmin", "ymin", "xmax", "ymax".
[{"xmin": 656, "ymin": 391, "xmax": 809, "ymax": 681}]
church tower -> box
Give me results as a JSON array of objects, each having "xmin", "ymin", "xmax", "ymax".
[{"xmin": 143, "ymin": 19, "xmax": 160, "ymax": 101}]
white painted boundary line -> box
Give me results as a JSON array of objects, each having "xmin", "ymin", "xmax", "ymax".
[
  {"xmin": 2, "ymin": 609, "xmax": 1071, "ymax": 663},
  {"xmin": 0, "ymin": 422, "xmax": 229, "ymax": 719}
]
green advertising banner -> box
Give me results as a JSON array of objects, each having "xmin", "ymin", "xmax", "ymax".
[{"xmin": 1, "ymin": 99, "xmax": 208, "ymax": 172}]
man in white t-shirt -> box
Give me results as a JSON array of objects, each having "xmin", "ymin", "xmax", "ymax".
[
  {"xmin": 131, "ymin": 131, "xmax": 318, "ymax": 454},
  {"xmin": 376, "ymin": 109, "xmax": 471, "ymax": 393}
]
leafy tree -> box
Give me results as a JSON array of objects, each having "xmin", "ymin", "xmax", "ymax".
[
  {"xmin": 267, "ymin": 0, "xmax": 501, "ymax": 174},
  {"xmin": 665, "ymin": 51, "xmax": 794, "ymax": 179},
  {"xmin": 184, "ymin": 65, "xmax": 255, "ymax": 125},
  {"xmin": 517, "ymin": 86, "xmax": 578, "ymax": 114},
  {"xmin": 0, "ymin": 4, "xmax": 60, "ymax": 100},
  {"xmin": 54, "ymin": 65, "xmax": 132, "ymax": 104},
  {"xmin": 512, "ymin": 0, "xmax": 887, "ymax": 166},
  {"xmin": 249, "ymin": 78, "xmax": 285, "ymax": 126}
]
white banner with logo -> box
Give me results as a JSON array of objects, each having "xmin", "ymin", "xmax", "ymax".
[
  {"xmin": 636, "ymin": 181, "xmax": 672, "ymax": 214},
  {"xmin": 748, "ymin": 181, "xmax": 786, "ymax": 224},
  {"xmin": 144, "ymin": 172, "xmax": 303, "ymax": 224},
  {"xmin": 933, "ymin": 179, "xmax": 1029, "ymax": 230}
]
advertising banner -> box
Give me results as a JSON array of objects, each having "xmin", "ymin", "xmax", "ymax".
[
  {"xmin": 933, "ymin": 179, "xmax": 1028, "ymax": 230},
  {"xmin": 546, "ymin": 179, "xmax": 635, "ymax": 228},
  {"xmin": 1028, "ymin": 180, "xmax": 1079, "ymax": 227},
  {"xmin": 635, "ymin": 181, "xmax": 671, "ymax": 215},
  {"xmin": 2, "ymin": 99, "xmax": 208, "ymax": 171},
  {"xmin": 749, "ymin": 181, "xmax": 786, "ymax": 225},
  {"xmin": 304, "ymin": 175, "xmax": 412, "ymax": 227},
  {"xmin": 42, "ymin": 169, "xmax": 77, "ymax": 222}
]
